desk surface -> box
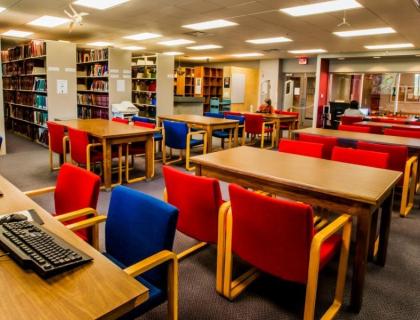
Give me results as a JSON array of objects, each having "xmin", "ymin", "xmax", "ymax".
[
  {"xmin": 355, "ymin": 121, "xmax": 420, "ymax": 130},
  {"xmin": 56, "ymin": 119, "xmax": 156, "ymax": 139},
  {"xmin": 295, "ymin": 127, "xmax": 420, "ymax": 149},
  {"xmin": 158, "ymin": 114, "xmax": 238, "ymax": 126},
  {"xmin": 191, "ymin": 146, "xmax": 401, "ymax": 206},
  {"xmin": 0, "ymin": 175, "xmax": 148, "ymax": 320}
]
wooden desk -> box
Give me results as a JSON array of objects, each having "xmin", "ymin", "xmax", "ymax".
[
  {"xmin": 157, "ymin": 114, "xmax": 239, "ymax": 152},
  {"xmin": 0, "ymin": 175, "xmax": 148, "ymax": 320},
  {"xmin": 55, "ymin": 119, "xmax": 156, "ymax": 190},
  {"xmin": 355, "ymin": 121, "xmax": 420, "ymax": 132},
  {"xmin": 191, "ymin": 146, "xmax": 401, "ymax": 313}
]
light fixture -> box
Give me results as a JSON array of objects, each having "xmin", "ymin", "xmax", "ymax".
[
  {"xmin": 163, "ymin": 51, "xmax": 184, "ymax": 56},
  {"xmin": 73, "ymin": 0, "xmax": 130, "ymax": 10},
  {"xmin": 288, "ymin": 49, "xmax": 326, "ymax": 54},
  {"xmin": 246, "ymin": 37, "xmax": 292, "ymax": 44},
  {"xmin": 373, "ymin": 56, "xmax": 381, "ymax": 59},
  {"xmin": 158, "ymin": 39, "xmax": 195, "ymax": 46},
  {"xmin": 124, "ymin": 33, "xmax": 162, "ymax": 41},
  {"xmin": 28, "ymin": 15, "xmax": 70, "ymax": 28},
  {"xmin": 122, "ymin": 46, "xmax": 145, "ymax": 51},
  {"xmin": 337, "ymin": 57, "xmax": 346, "ymax": 60},
  {"xmin": 182, "ymin": 19, "xmax": 237, "ymax": 31},
  {"xmin": 231, "ymin": 53, "xmax": 264, "ymax": 58},
  {"xmin": 187, "ymin": 44, "xmax": 222, "ymax": 50},
  {"xmin": 187, "ymin": 56, "xmax": 213, "ymax": 60},
  {"xmin": 280, "ymin": 0, "xmax": 362, "ymax": 16},
  {"xmin": 2, "ymin": 30, "xmax": 33, "ymax": 38},
  {"xmin": 365, "ymin": 43, "xmax": 414, "ymax": 50},
  {"xmin": 334, "ymin": 27, "xmax": 396, "ymax": 37},
  {"xmin": 87, "ymin": 41, "xmax": 113, "ymax": 47},
  {"xmin": 0, "ymin": 7, "xmax": 6, "ymax": 13}
]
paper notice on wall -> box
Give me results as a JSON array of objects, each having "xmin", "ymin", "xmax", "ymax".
[
  {"xmin": 117, "ymin": 79, "xmax": 125, "ymax": 92},
  {"xmin": 110, "ymin": 69, "xmax": 119, "ymax": 74},
  {"xmin": 195, "ymin": 78, "xmax": 202, "ymax": 95},
  {"xmin": 294, "ymin": 87, "xmax": 300, "ymax": 95},
  {"xmin": 65, "ymin": 68, "xmax": 76, "ymax": 73},
  {"xmin": 57, "ymin": 80, "xmax": 68, "ymax": 94},
  {"xmin": 123, "ymin": 69, "xmax": 131, "ymax": 74},
  {"xmin": 123, "ymin": 75, "xmax": 131, "ymax": 79},
  {"xmin": 48, "ymin": 66, "xmax": 59, "ymax": 72},
  {"xmin": 110, "ymin": 74, "xmax": 119, "ymax": 79}
]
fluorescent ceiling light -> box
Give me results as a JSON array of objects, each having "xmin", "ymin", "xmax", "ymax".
[
  {"xmin": 187, "ymin": 44, "xmax": 222, "ymax": 50},
  {"xmin": 187, "ymin": 56, "xmax": 213, "ymax": 60},
  {"xmin": 246, "ymin": 37, "xmax": 292, "ymax": 44},
  {"xmin": 28, "ymin": 15, "xmax": 70, "ymax": 28},
  {"xmin": 87, "ymin": 41, "xmax": 112, "ymax": 46},
  {"xmin": 122, "ymin": 46, "xmax": 145, "ymax": 51},
  {"xmin": 74, "ymin": 0, "xmax": 130, "ymax": 10},
  {"xmin": 158, "ymin": 39, "xmax": 195, "ymax": 46},
  {"xmin": 365, "ymin": 43, "xmax": 414, "ymax": 50},
  {"xmin": 124, "ymin": 33, "xmax": 162, "ymax": 41},
  {"xmin": 2, "ymin": 30, "xmax": 33, "ymax": 38},
  {"xmin": 373, "ymin": 56, "xmax": 381, "ymax": 59},
  {"xmin": 182, "ymin": 19, "xmax": 237, "ymax": 31},
  {"xmin": 280, "ymin": 0, "xmax": 362, "ymax": 16},
  {"xmin": 163, "ymin": 51, "xmax": 184, "ymax": 56},
  {"xmin": 334, "ymin": 27, "xmax": 396, "ymax": 37},
  {"xmin": 231, "ymin": 53, "xmax": 264, "ymax": 58},
  {"xmin": 288, "ymin": 49, "xmax": 326, "ymax": 54},
  {"xmin": 0, "ymin": 7, "xmax": 6, "ymax": 13}
]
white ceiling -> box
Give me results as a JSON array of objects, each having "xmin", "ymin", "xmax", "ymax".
[{"xmin": 0, "ymin": 0, "xmax": 419, "ymax": 61}]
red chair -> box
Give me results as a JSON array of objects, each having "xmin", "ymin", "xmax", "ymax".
[
  {"xmin": 357, "ymin": 141, "xmax": 417, "ymax": 217},
  {"xmin": 47, "ymin": 121, "xmax": 68, "ymax": 171},
  {"xmin": 384, "ymin": 128, "xmax": 420, "ymax": 139},
  {"xmin": 298, "ymin": 133, "xmax": 338, "ymax": 159},
  {"xmin": 338, "ymin": 124, "xmax": 372, "ymax": 133},
  {"xmin": 24, "ymin": 163, "xmax": 104, "ymax": 248},
  {"xmin": 223, "ymin": 111, "xmax": 242, "ymax": 116},
  {"xmin": 243, "ymin": 114, "xmax": 275, "ymax": 149},
  {"xmin": 217, "ymin": 184, "xmax": 352, "ymax": 319},
  {"xmin": 163, "ymin": 166, "xmax": 224, "ymax": 259},
  {"xmin": 112, "ymin": 117, "xmax": 129, "ymax": 124},
  {"xmin": 341, "ymin": 115, "xmax": 364, "ymax": 125},
  {"xmin": 278, "ymin": 139, "xmax": 324, "ymax": 159},
  {"xmin": 331, "ymin": 146, "xmax": 389, "ymax": 169}
]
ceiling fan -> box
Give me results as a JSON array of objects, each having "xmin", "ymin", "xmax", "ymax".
[
  {"xmin": 64, "ymin": 3, "xmax": 89, "ymax": 32},
  {"xmin": 337, "ymin": 10, "xmax": 351, "ymax": 28}
]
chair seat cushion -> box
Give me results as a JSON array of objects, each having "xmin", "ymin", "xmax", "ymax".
[
  {"xmin": 264, "ymin": 127, "xmax": 274, "ymax": 133},
  {"xmin": 279, "ymin": 124, "xmax": 290, "ymax": 130},
  {"xmin": 319, "ymin": 234, "xmax": 342, "ymax": 270},
  {"xmin": 128, "ymin": 142, "xmax": 145, "ymax": 155},
  {"xmin": 212, "ymin": 130, "xmax": 230, "ymax": 139},
  {"xmin": 190, "ymin": 139, "xmax": 204, "ymax": 147},
  {"xmin": 154, "ymin": 132, "xmax": 163, "ymax": 141}
]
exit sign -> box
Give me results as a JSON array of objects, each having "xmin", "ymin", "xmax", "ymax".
[{"xmin": 298, "ymin": 57, "xmax": 308, "ymax": 65}]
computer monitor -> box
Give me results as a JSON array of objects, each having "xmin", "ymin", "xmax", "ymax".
[{"xmin": 359, "ymin": 108, "xmax": 370, "ymax": 116}]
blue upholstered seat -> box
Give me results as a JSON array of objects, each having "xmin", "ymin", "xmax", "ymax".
[
  {"xmin": 163, "ymin": 120, "xmax": 204, "ymax": 149},
  {"xmin": 212, "ymin": 115, "xmax": 245, "ymax": 140},
  {"xmin": 132, "ymin": 116, "xmax": 156, "ymax": 124}
]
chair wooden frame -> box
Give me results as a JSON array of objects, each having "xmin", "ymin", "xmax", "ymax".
[
  {"xmin": 66, "ymin": 216, "xmax": 178, "ymax": 320},
  {"xmin": 242, "ymin": 121, "xmax": 276, "ymax": 149},
  {"xmin": 216, "ymin": 201, "xmax": 352, "ymax": 320},
  {"xmin": 124, "ymin": 138, "xmax": 156, "ymax": 184},
  {"xmin": 49, "ymin": 135, "xmax": 68, "ymax": 171},
  {"xmin": 400, "ymin": 155, "xmax": 418, "ymax": 217}
]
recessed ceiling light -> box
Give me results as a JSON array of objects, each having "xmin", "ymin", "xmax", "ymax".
[
  {"xmin": 334, "ymin": 27, "xmax": 396, "ymax": 37},
  {"xmin": 365, "ymin": 43, "xmax": 414, "ymax": 50},
  {"xmin": 373, "ymin": 56, "xmax": 381, "ymax": 59},
  {"xmin": 87, "ymin": 41, "xmax": 113, "ymax": 47},
  {"xmin": 187, "ymin": 56, "xmax": 213, "ymax": 60},
  {"xmin": 28, "ymin": 15, "xmax": 70, "ymax": 28},
  {"xmin": 288, "ymin": 49, "xmax": 326, "ymax": 54},
  {"xmin": 246, "ymin": 37, "xmax": 292, "ymax": 44},
  {"xmin": 337, "ymin": 57, "xmax": 345, "ymax": 60},
  {"xmin": 158, "ymin": 39, "xmax": 195, "ymax": 46},
  {"xmin": 0, "ymin": 7, "xmax": 6, "ymax": 13},
  {"xmin": 122, "ymin": 46, "xmax": 145, "ymax": 51},
  {"xmin": 163, "ymin": 51, "xmax": 184, "ymax": 56},
  {"xmin": 182, "ymin": 19, "xmax": 237, "ymax": 31},
  {"xmin": 280, "ymin": 0, "xmax": 362, "ymax": 16},
  {"xmin": 232, "ymin": 53, "xmax": 264, "ymax": 58},
  {"xmin": 2, "ymin": 30, "xmax": 33, "ymax": 38},
  {"xmin": 187, "ymin": 44, "xmax": 222, "ymax": 50},
  {"xmin": 124, "ymin": 33, "xmax": 162, "ymax": 41},
  {"xmin": 73, "ymin": 0, "xmax": 130, "ymax": 10}
]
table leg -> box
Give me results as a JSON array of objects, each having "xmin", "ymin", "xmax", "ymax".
[
  {"xmin": 233, "ymin": 124, "xmax": 239, "ymax": 147},
  {"xmin": 145, "ymin": 136, "xmax": 154, "ymax": 179},
  {"xmin": 368, "ymin": 209, "xmax": 379, "ymax": 262},
  {"xmin": 207, "ymin": 126, "xmax": 213, "ymax": 153},
  {"xmin": 275, "ymin": 119, "xmax": 281, "ymax": 148},
  {"xmin": 103, "ymin": 139, "xmax": 112, "ymax": 191},
  {"xmin": 376, "ymin": 190, "xmax": 394, "ymax": 266}
]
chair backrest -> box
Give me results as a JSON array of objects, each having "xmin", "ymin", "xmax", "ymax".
[
  {"xmin": 378, "ymin": 118, "xmax": 407, "ymax": 124},
  {"xmin": 163, "ymin": 165, "xmax": 223, "ymax": 243},
  {"xmin": 357, "ymin": 141, "xmax": 407, "ymax": 172},
  {"xmin": 298, "ymin": 133, "xmax": 338, "ymax": 159},
  {"xmin": 163, "ymin": 121, "xmax": 188, "ymax": 149},
  {"xmin": 278, "ymin": 139, "xmax": 324, "ymax": 159},
  {"xmin": 68, "ymin": 127, "xmax": 90, "ymax": 165},
  {"xmin": 225, "ymin": 114, "xmax": 245, "ymax": 125},
  {"xmin": 106, "ymin": 186, "xmax": 178, "ymax": 288},
  {"xmin": 341, "ymin": 115, "xmax": 364, "ymax": 125},
  {"xmin": 47, "ymin": 121, "xmax": 66, "ymax": 154},
  {"xmin": 229, "ymin": 183, "xmax": 314, "ymax": 284},
  {"xmin": 132, "ymin": 116, "xmax": 156, "ymax": 124},
  {"xmin": 384, "ymin": 128, "xmax": 420, "ymax": 139},
  {"xmin": 134, "ymin": 121, "xmax": 156, "ymax": 129},
  {"xmin": 338, "ymin": 124, "xmax": 372, "ymax": 133},
  {"xmin": 224, "ymin": 111, "xmax": 242, "ymax": 116},
  {"xmin": 244, "ymin": 114, "xmax": 264, "ymax": 134},
  {"xmin": 112, "ymin": 117, "xmax": 129, "ymax": 124},
  {"xmin": 331, "ymin": 146, "xmax": 389, "ymax": 169},
  {"xmin": 204, "ymin": 112, "xmax": 224, "ymax": 119}
]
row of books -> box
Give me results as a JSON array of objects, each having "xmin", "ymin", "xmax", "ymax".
[
  {"xmin": 89, "ymin": 64, "xmax": 108, "ymax": 76},
  {"xmin": 2, "ymin": 61, "xmax": 45, "ymax": 76},
  {"xmin": 77, "ymin": 93, "xmax": 109, "ymax": 107},
  {"xmin": 77, "ymin": 106, "xmax": 109, "ymax": 119},
  {"xmin": 77, "ymin": 49, "xmax": 108, "ymax": 63},
  {"xmin": 34, "ymin": 110, "xmax": 48, "ymax": 126},
  {"xmin": 4, "ymin": 92, "xmax": 47, "ymax": 108},
  {"xmin": 1, "ymin": 41, "xmax": 46, "ymax": 62},
  {"xmin": 35, "ymin": 95, "xmax": 47, "ymax": 109},
  {"xmin": 133, "ymin": 94, "xmax": 156, "ymax": 106},
  {"xmin": 10, "ymin": 108, "xmax": 33, "ymax": 122},
  {"xmin": 133, "ymin": 81, "xmax": 156, "ymax": 92},
  {"xmin": 90, "ymin": 80, "xmax": 108, "ymax": 92},
  {"xmin": 34, "ymin": 77, "xmax": 47, "ymax": 91}
]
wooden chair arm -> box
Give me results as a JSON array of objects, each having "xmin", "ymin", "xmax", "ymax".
[
  {"xmin": 24, "ymin": 186, "xmax": 56, "ymax": 197},
  {"xmin": 312, "ymin": 214, "xmax": 352, "ymax": 247},
  {"xmin": 404, "ymin": 155, "xmax": 418, "ymax": 179},
  {"xmin": 66, "ymin": 215, "xmax": 107, "ymax": 231},
  {"xmin": 124, "ymin": 250, "xmax": 177, "ymax": 278},
  {"xmin": 55, "ymin": 207, "xmax": 98, "ymax": 222},
  {"xmin": 187, "ymin": 130, "xmax": 207, "ymax": 136}
]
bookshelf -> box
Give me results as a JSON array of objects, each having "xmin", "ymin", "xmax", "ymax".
[
  {"xmin": 1, "ymin": 40, "xmax": 77, "ymax": 148},
  {"xmin": 175, "ymin": 67, "xmax": 195, "ymax": 97},
  {"xmin": 194, "ymin": 66, "xmax": 223, "ymax": 112}
]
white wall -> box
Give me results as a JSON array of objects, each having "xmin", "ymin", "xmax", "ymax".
[
  {"xmin": 329, "ymin": 57, "xmax": 420, "ymax": 73},
  {"xmin": 258, "ymin": 59, "xmax": 280, "ymax": 108},
  {"xmin": 282, "ymin": 58, "xmax": 317, "ymax": 74}
]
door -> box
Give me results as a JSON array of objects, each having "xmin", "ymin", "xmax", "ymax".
[{"xmin": 283, "ymin": 80, "xmax": 294, "ymax": 109}]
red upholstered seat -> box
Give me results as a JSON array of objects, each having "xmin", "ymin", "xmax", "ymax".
[
  {"xmin": 278, "ymin": 139, "xmax": 324, "ymax": 159},
  {"xmin": 112, "ymin": 117, "xmax": 129, "ymax": 124},
  {"xmin": 331, "ymin": 146, "xmax": 389, "ymax": 169},
  {"xmin": 68, "ymin": 127, "xmax": 103, "ymax": 164},
  {"xmin": 341, "ymin": 115, "xmax": 364, "ymax": 125},
  {"xmin": 384, "ymin": 128, "xmax": 420, "ymax": 139},
  {"xmin": 298, "ymin": 133, "xmax": 338, "ymax": 159},
  {"xmin": 47, "ymin": 121, "xmax": 65, "ymax": 155},
  {"xmin": 244, "ymin": 114, "xmax": 272, "ymax": 134},
  {"xmin": 127, "ymin": 122, "xmax": 156, "ymax": 155},
  {"xmin": 338, "ymin": 124, "xmax": 372, "ymax": 133},
  {"xmin": 228, "ymin": 184, "xmax": 341, "ymax": 284},
  {"xmin": 163, "ymin": 166, "xmax": 224, "ymax": 244}
]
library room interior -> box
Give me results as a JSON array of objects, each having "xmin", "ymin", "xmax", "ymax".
[{"xmin": 2, "ymin": 0, "xmax": 420, "ymax": 319}]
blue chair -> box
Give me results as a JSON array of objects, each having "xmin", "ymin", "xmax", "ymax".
[
  {"xmin": 212, "ymin": 115, "xmax": 245, "ymax": 149},
  {"xmin": 65, "ymin": 186, "xmax": 179, "ymax": 320},
  {"xmin": 204, "ymin": 112, "xmax": 224, "ymax": 119},
  {"xmin": 132, "ymin": 116, "xmax": 156, "ymax": 124},
  {"xmin": 162, "ymin": 120, "xmax": 207, "ymax": 171}
]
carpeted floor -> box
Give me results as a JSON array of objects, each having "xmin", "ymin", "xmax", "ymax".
[{"xmin": 1, "ymin": 132, "xmax": 420, "ymax": 319}]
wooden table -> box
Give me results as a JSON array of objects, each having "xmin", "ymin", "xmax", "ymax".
[
  {"xmin": 355, "ymin": 121, "xmax": 420, "ymax": 132},
  {"xmin": 0, "ymin": 175, "xmax": 148, "ymax": 320},
  {"xmin": 366, "ymin": 116, "xmax": 420, "ymax": 124},
  {"xmin": 157, "ymin": 114, "xmax": 239, "ymax": 153},
  {"xmin": 55, "ymin": 119, "xmax": 156, "ymax": 190},
  {"xmin": 191, "ymin": 146, "xmax": 401, "ymax": 313}
]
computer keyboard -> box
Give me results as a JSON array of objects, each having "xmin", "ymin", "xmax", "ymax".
[{"xmin": 0, "ymin": 220, "xmax": 92, "ymax": 278}]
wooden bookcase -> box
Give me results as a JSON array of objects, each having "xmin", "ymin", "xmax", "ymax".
[
  {"xmin": 132, "ymin": 55, "xmax": 157, "ymax": 119},
  {"xmin": 194, "ymin": 66, "xmax": 223, "ymax": 112},
  {"xmin": 175, "ymin": 67, "xmax": 195, "ymax": 97}
]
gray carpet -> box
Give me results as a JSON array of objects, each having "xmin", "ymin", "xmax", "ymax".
[{"xmin": 1, "ymin": 132, "xmax": 420, "ymax": 319}]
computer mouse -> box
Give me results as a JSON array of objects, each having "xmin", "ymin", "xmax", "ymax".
[{"xmin": 0, "ymin": 213, "xmax": 28, "ymax": 224}]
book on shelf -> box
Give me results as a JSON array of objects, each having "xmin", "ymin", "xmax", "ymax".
[
  {"xmin": 90, "ymin": 80, "xmax": 108, "ymax": 92},
  {"xmin": 89, "ymin": 64, "xmax": 108, "ymax": 76},
  {"xmin": 77, "ymin": 93, "xmax": 109, "ymax": 107},
  {"xmin": 35, "ymin": 95, "xmax": 47, "ymax": 109},
  {"xmin": 77, "ymin": 83, "xmax": 88, "ymax": 90},
  {"xmin": 25, "ymin": 40, "xmax": 46, "ymax": 58},
  {"xmin": 33, "ymin": 110, "xmax": 48, "ymax": 126},
  {"xmin": 77, "ymin": 49, "xmax": 108, "ymax": 63},
  {"xmin": 33, "ymin": 77, "xmax": 47, "ymax": 91}
]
